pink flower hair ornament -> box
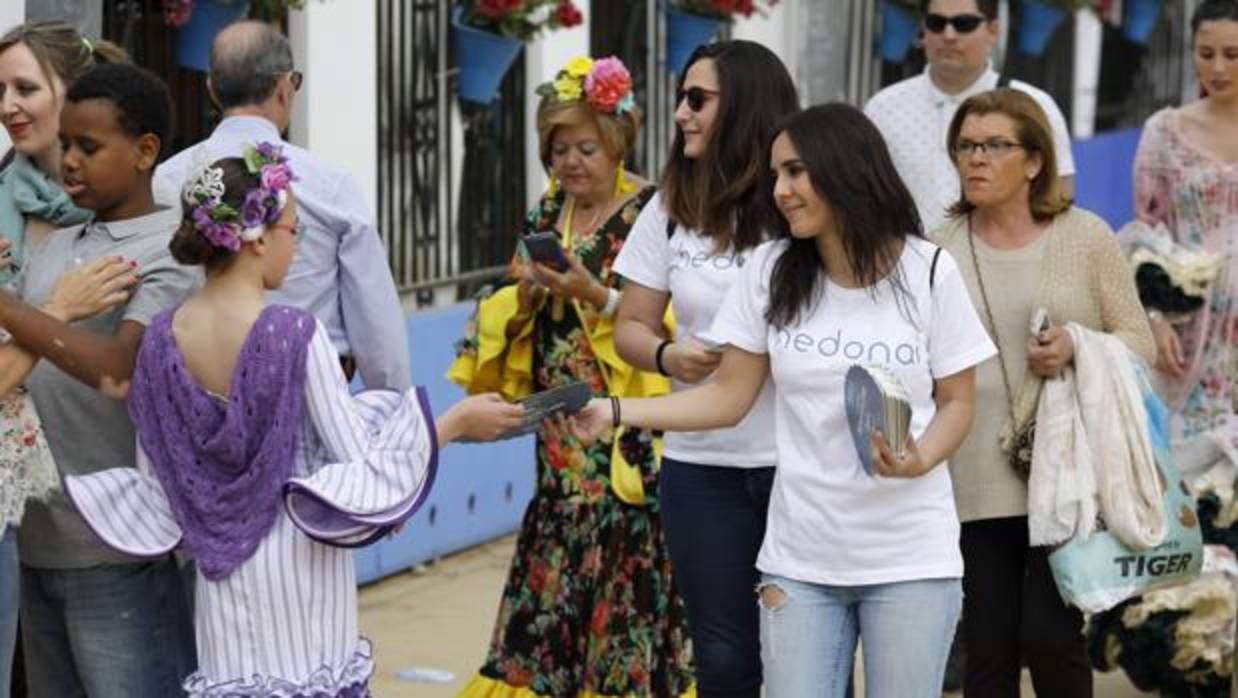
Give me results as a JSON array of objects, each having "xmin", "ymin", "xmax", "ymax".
[{"xmin": 181, "ymin": 142, "xmax": 298, "ymax": 252}]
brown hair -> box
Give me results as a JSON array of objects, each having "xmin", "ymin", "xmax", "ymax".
[
  {"xmin": 659, "ymin": 40, "xmax": 799, "ymax": 253},
  {"xmin": 946, "ymin": 88, "xmax": 1070, "ymax": 222},
  {"xmin": 536, "ymin": 98, "xmax": 640, "ymax": 171},
  {"xmin": 0, "ymin": 21, "xmax": 128, "ymax": 96},
  {"xmin": 170, "ymin": 157, "xmax": 261, "ymax": 271}
]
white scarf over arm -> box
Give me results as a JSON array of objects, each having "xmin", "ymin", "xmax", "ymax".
[{"xmin": 1028, "ymin": 323, "xmax": 1167, "ymax": 550}]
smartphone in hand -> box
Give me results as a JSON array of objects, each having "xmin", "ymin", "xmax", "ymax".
[
  {"xmin": 521, "ymin": 232, "xmax": 570, "ymax": 272},
  {"xmin": 1030, "ymin": 307, "xmax": 1051, "ymax": 343}
]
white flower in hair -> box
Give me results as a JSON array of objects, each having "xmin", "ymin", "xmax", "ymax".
[{"xmin": 182, "ymin": 146, "xmax": 225, "ymax": 206}]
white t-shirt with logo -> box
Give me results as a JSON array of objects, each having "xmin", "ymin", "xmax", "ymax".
[
  {"xmin": 613, "ymin": 193, "xmax": 777, "ymax": 468},
  {"xmin": 711, "ymin": 237, "xmax": 996, "ymax": 585}
]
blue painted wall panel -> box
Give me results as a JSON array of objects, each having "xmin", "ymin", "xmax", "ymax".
[
  {"xmin": 354, "ymin": 303, "xmax": 535, "ymax": 585},
  {"xmin": 1070, "ymin": 127, "xmax": 1142, "ymax": 231}
]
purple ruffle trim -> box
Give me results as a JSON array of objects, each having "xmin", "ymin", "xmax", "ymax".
[{"xmin": 182, "ymin": 637, "xmax": 373, "ymax": 697}]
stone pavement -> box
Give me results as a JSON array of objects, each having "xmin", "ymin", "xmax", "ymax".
[{"xmin": 358, "ymin": 535, "xmax": 1155, "ymax": 697}]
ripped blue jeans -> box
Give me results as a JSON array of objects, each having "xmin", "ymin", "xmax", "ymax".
[{"xmin": 758, "ymin": 573, "xmax": 961, "ymax": 698}]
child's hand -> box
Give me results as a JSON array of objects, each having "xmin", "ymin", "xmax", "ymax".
[
  {"xmin": 43, "ymin": 256, "xmax": 138, "ymax": 323},
  {"xmin": 436, "ymin": 393, "xmax": 524, "ymax": 444}
]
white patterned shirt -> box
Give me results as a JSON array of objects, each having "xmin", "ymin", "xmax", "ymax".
[{"xmin": 864, "ymin": 66, "xmax": 1075, "ymax": 233}]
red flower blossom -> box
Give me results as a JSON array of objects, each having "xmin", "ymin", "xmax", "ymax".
[
  {"xmin": 555, "ymin": 1, "xmax": 583, "ymax": 27},
  {"xmin": 527, "ymin": 559, "xmax": 549, "ymax": 595},
  {"xmin": 584, "ymin": 57, "xmax": 632, "ymax": 114},
  {"xmin": 591, "ymin": 600, "xmax": 610, "ymax": 637},
  {"xmin": 476, "ymin": 0, "xmax": 523, "ymax": 20},
  {"xmin": 504, "ymin": 665, "xmax": 534, "ymax": 686}
]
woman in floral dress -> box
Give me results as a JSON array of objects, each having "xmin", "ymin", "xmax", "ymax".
[
  {"xmin": 450, "ymin": 56, "xmax": 694, "ymax": 697},
  {"xmin": 1112, "ymin": 2, "xmax": 1238, "ymax": 693},
  {"xmin": 1137, "ymin": 0, "xmax": 1238, "ymax": 478}
]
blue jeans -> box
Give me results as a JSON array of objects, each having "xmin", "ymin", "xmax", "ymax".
[
  {"xmin": 759, "ymin": 573, "xmax": 961, "ymax": 698},
  {"xmin": 0, "ymin": 529, "xmax": 17, "ymax": 698},
  {"xmin": 20, "ymin": 557, "xmax": 196, "ymax": 697},
  {"xmin": 660, "ymin": 458, "xmax": 774, "ymax": 698}
]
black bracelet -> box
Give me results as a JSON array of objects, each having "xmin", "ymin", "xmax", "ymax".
[
  {"xmin": 654, "ymin": 339, "xmax": 673, "ymax": 377},
  {"xmin": 610, "ymin": 395, "xmax": 621, "ymax": 428}
]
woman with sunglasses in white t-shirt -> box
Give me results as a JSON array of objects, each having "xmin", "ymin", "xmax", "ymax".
[
  {"xmin": 612, "ymin": 40, "xmax": 798, "ymax": 698},
  {"xmin": 592, "ymin": 103, "xmax": 995, "ymax": 697}
]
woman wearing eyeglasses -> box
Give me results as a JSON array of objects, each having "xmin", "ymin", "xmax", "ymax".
[
  {"xmin": 932, "ymin": 88, "xmax": 1155, "ymax": 697},
  {"xmin": 610, "ymin": 40, "xmax": 798, "ymax": 698},
  {"xmin": 865, "ymin": 0, "xmax": 1076, "ymax": 234}
]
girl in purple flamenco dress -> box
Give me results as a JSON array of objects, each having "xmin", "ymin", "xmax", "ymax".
[{"xmin": 63, "ymin": 144, "xmax": 523, "ymax": 697}]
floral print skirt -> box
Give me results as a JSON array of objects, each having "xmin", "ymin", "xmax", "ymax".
[
  {"xmin": 0, "ymin": 388, "xmax": 58, "ymax": 537},
  {"xmin": 463, "ymin": 450, "xmax": 695, "ymax": 697}
]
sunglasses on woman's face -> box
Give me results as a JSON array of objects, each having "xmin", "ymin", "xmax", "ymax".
[
  {"xmin": 924, "ymin": 13, "xmax": 987, "ymax": 33},
  {"xmin": 677, "ymin": 86, "xmax": 720, "ymax": 113}
]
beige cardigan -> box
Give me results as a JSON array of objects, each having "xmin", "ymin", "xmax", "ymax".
[{"xmin": 934, "ymin": 206, "xmax": 1157, "ymax": 519}]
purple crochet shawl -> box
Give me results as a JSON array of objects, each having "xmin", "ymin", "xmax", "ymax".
[{"xmin": 128, "ymin": 304, "xmax": 316, "ymax": 581}]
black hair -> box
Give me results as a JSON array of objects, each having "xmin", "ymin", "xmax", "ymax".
[
  {"xmin": 169, "ymin": 157, "xmax": 261, "ymax": 269},
  {"xmin": 660, "ymin": 40, "xmax": 799, "ymax": 253},
  {"xmin": 65, "ymin": 63, "xmax": 173, "ymax": 159},
  {"xmin": 209, "ymin": 22, "xmax": 293, "ymax": 109},
  {"xmin": 1192, "ymin": 0, "xmax": 1238, "ymax": 34},
  {"xmin": 765, "ymin": 104, "xmax": 924, "ymax": 330},
  {"xmin": 919, "ymin": 0, "xmax": 999, "ymax": 19}
]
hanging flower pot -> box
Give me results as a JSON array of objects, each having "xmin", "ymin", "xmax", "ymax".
[
  {"xmin": 173, "ymin": 0, "xmax": 251, "ymax": 71},
  {"xmin": 452, "ymin": 8, "xmax": 524, "ymax": 105},
  {"xmin": 1123, "ymin": 0, "xmax": 1162, "ymax": 45},
  {"xmin": 1017, "ymin": 0, "xmax": 1067, "ymax": 56},
  {"xmin": 877, "ymin": 0, "xmax": 918, "ymax": 63},
  {"xmin": 666, "ymin": 8, "xmax": 722, "ymax": 74}
]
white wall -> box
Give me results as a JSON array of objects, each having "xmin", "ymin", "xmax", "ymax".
[
  {"xmin": 287, "ymin": 2, "xmax": 378, "ymax": 213},
  {"xmin": 1072, "ymin": 10, "xmax": 1103, "ymax": 138},
  {"xmin": 732, "ymin": 1, "xmax": 797, "ymax": 85},
  {"xmin": 0, "ymin": 2, "xmax": 24, "ymax": 154}
]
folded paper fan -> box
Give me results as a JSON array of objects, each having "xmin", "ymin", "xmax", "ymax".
[{"xmin": 845, "ymin": 364, "xmax": 912, "ymax": 476}]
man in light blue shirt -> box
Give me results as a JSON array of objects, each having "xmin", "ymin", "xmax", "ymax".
[{"xmin": 155, "ymin": 21, "xmax": 410, "ymax": 390}]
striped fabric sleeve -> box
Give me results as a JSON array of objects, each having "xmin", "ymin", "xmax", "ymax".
[
  {"xmin": 282, "ymin": 322, "xmax": 439, "ymax": 547},
  {"xmin": 63, "ymin": 445, "xmax": 182, "ymax": 557}
]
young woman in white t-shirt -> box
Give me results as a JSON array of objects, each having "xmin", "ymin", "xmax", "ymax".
[
  {"xmin": 582, "ymin": 104, "xmax": 996, "ymax": 698},
  {"xmin": 611, "ymin": 40, "xmax": 798, "ymax": 698}
]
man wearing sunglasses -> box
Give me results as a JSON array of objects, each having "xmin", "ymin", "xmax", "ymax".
[
  {"xmin": 865, "ymin": 0, "xmax": 1075, "ymax": 232},
  {"xmin": 154, "ymin": 21, "xmax": 410, "ymax": 392}
]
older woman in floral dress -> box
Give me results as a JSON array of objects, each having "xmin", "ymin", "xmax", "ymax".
[{"xmin": 450, "ymin": 56, "xmax": 693, "ymax": 697}]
